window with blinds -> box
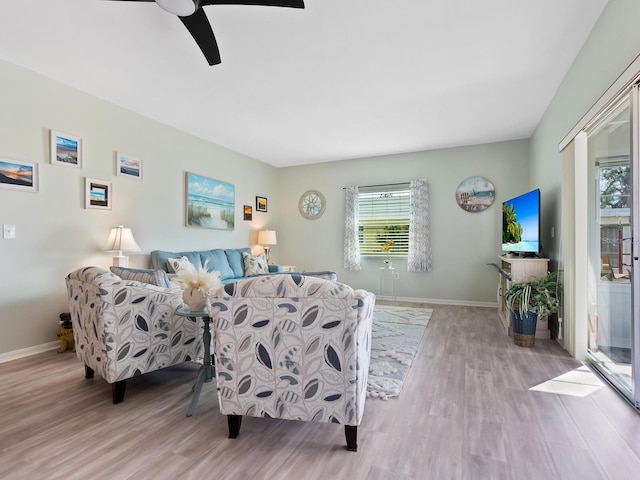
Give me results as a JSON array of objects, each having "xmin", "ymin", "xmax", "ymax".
[{"xmin": 358, "ymin": 187, "xmax": 410, "ymax": 257}]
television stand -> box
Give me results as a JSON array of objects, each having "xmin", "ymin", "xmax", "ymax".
[{"xmin": 496, "ymin": 255, "xmax": 550, "ymax": 338}]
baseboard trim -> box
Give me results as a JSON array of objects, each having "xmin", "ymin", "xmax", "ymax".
[
  {"xmin": 0, "ymin": 341, "xmax": 59, "ymax": 364},
  {"xmin": 376, "ymin": 295, "xmax": 497, "ymax": 308}
]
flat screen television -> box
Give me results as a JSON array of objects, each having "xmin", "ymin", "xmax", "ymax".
[{"xmin": 502, "ymin": 188, "xmax": 540, "ymax": 256}]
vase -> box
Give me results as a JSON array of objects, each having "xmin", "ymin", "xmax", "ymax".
[{"xmin": 182, "ymin": 287, "xmax": 206, "ymax": 312}]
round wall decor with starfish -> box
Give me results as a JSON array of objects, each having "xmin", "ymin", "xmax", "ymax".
[{"xmin": 299, "ymin": 190, "xmax": 326, "ymax": 219}]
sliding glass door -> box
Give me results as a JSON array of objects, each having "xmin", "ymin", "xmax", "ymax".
[{"xmin": 586, "ymin": 90, "xmax": 638, "ymax": 408}]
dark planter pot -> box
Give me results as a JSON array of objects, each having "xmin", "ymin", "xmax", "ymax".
[{"xmin": 511, "ymin": 310, "xmax": 537, "ymax": 347}]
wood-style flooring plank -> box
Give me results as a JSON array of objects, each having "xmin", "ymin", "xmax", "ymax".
[{"xmin": 1, "ymin": 303, "xmax": 640, "ymax": 480}]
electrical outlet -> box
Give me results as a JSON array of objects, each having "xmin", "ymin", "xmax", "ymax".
[{"xmin": 3, "ymin": 224, "xmax": 16, "ymax": 239}]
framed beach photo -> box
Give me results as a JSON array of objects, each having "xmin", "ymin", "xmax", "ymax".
[
  {"xmin": 186, "ymin": 172, "xmax": 235, "ymax": 230},
  {"xmin": 115, "ymin": 152, "xmax": 143, "ymax": 180},
  {"xmin": 85, "ymin": 177, "xmax": 112, "ymax": 210},
  {"xmin": 256, "ymin": 196, "xmax": 267, "ymax": 212},
  {"xmin": 50, "ymin": 130, "xmax": 82, "ymax": 168},
  {"xmin": 0, "ymin": 158, "xmax": 39, "ymax": 193},
  {"xmin": 243, "ymin": 205, "xmax": 253, "ymax": 221}
]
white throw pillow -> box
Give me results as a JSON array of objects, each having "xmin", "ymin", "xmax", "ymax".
[
  {"xmin": 242, "ymin": 252, "xmax": 269, "ymax": 276},
  {"xmin": 168, "ymin": 256, "xmax": 192, "ymax": 273}
]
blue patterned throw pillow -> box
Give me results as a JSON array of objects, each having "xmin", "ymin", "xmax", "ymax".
[{"xmin": 242, "ymin": 252, "xmax": 269, "ymax": 276}]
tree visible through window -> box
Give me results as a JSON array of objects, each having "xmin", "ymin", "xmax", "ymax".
[
  {"xmin": 599, "ymin": 163, "xmax": 631, "ymax": 273},
  {"xmin": 358, "ymin": 188, "xmax": 410, "ymax": 257}
]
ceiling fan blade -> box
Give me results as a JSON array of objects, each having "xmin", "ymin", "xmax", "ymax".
[
  {"xmin": 179, "ymin": 9, "xmax": 221, "ymax": 65},
  {"xmin": 203, "ymin": 1, "xmax": 304, "ymax": 8}
]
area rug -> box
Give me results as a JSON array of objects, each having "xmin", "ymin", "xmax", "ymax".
[{"xmin": 367, "ymin": 304, "xmax": 433, "ymax": 400}]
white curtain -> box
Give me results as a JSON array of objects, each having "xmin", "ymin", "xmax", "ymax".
[
  {"xmin": 343, "ymin": 185, "xmax": 361, "ymax": 270},
  {"xmin": 408, "ymin": 179, "xmax": 432, "ymax": 272}
]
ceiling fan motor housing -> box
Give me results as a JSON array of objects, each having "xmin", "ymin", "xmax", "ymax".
[{"xmin": 155, "ymin": 0, "xmax": 198, "ymax": 17}]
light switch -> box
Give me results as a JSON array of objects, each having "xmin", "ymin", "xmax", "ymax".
[{"xmin": 3, "ymin": 224, "xmax": 16, "ymax": 239}]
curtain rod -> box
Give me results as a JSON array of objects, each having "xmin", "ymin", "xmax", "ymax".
[{"xmin": 342, "ymin": 181, "xmax": 410, "ymax": 190}]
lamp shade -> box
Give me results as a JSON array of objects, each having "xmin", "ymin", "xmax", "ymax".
[
  {"xmin": 257, "ymin": 230, "xmax": 277, "ymax": 246},
  {"xmin": 102, "ymin": 225, "xmax": 141, "ymax": 254}
]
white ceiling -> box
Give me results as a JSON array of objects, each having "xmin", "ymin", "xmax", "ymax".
[{"xmin": 0, "ymin": 0, "xmax": 609, "ymax": 167}]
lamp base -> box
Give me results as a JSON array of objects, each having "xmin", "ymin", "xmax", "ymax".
[{"xmin": 112, "ymin": 256, "xmax": 129, "ymax": 267}]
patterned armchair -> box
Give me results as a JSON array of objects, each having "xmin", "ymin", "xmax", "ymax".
[
  {"xmin": 207, "ymin": 274, "xmax": 375, "ymax": 451},
  {"xmin": 65, "ymin": 267, "xmax": 202, "ymax": 403}
]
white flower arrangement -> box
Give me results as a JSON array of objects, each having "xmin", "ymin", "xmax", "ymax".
[{"xmin": 171, "ymin": 261, "xmax": 222, "ymax": 296}]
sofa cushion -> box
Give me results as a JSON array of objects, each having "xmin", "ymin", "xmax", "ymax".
[
  {"xmin": 152, "ymin": 250, "xmax": 202, "ymax": 273},
  {"xmin": 200, "ymin": 249, "xmax": 235, "ymax": 280},
  {"xmin": 242, "ymin": 252, "xmax": 269, "ymax": 276},
  {"xmin": 225, "ymin": 248, "xmax": 251, "ymax": 278},
  {"xmin": 110, "ymin": 266, "xmax": 171, "ymax": 288}
]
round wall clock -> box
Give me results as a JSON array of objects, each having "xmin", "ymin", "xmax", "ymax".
[
  {"xmin": 299, "ymin": 190, "xmax": 326, "ymax": 219},
  {"xmin": 455, "ymin": 176, "xmax": 495, "ymax": 212}
]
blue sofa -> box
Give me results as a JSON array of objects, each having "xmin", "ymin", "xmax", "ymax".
[{"xmin": 150, "ymin": 248, "xmax": 337, "ymax": 284}]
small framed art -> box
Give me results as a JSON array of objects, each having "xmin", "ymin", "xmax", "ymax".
[
  {"xmin": 244, "ymin": 205, "xmax": 253, "ymax": 221},
  {"xmin": 50, "ymin": 130, "xmax": 82, "ymax": 168},
  {"xmin": 85, "ymin": 177, "xmax": 112, "ymax": 210},
  {"xmin": 0, "ymin": 158, "xmax": 38, "ymax": 193},
  {"xmin": 115, "ymin": 152, "xmax": 143, "ymax": 180},
  {"xmin": 256, "ymin": 196, "xmax": 267, "ymax": 212}
]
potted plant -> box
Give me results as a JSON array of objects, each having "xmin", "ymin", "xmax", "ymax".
[{"xmin": 504, "ymin": 270, "xmax": 560, "ymax": 347}]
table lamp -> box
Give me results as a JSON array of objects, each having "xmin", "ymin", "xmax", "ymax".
[
  {"xmin": 257, "ymin": 230, "xmax": 277, "ymax": 263},
  {"xmin": 103, "ymin": 225, "xmax": 141, "ymax": 267}
]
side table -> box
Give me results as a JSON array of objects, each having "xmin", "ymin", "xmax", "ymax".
[
  {"xmin": 378, "ymin": 266, "xmax": 398, "ymax": 299},
  {"xmin": 176, "ymin": 306, "xmax": 213, "ymax": 417}
]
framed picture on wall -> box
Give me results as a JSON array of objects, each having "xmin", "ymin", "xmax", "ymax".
[
  {"xmin": 0, "ymin": 157, "xmax": 39, "ymax": 193},
  {"xmin": 186, "ymin": 172, "xmax": 235, "ymax": 230},
  {"xmin": 50, "ymin": 130, "xmax": 82, "ymax": 168},
  {"xmin": 244, "ymin": 205, "xmax": 253, "ymax": 221},
  {"xmin": 115, "ymin": 152, "xmax": 143, "ymax": 180},
  {"xmin": 85, "ymin": 177, "xmax": 112, "ymax": 210},
  {"xmin": 256, "ymin": 196, "xmax": 267, "ymax": 212}
]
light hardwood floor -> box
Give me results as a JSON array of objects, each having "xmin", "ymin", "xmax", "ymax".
[{"xmin": 2, "ymin": 303, "xmax": 640, "ymax": 480}]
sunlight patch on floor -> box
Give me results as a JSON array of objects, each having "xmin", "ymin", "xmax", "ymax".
[{"xmin": 530, "ymin": 366, "xmax": 604, "ymax": 397}]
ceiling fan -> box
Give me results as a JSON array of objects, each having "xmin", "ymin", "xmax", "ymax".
[{"xmin": 106, "ymin": 0, "xmax": 305, "ymax": 65}]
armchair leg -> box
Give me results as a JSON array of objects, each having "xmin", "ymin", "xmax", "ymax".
[
  {"xmin": 228, "ymin": 415, "xmax": 242, "ymax": 439},
  {"xmin": 84, "ymin": 364, "xmax": 95, "ymax": 379},
  {"xmin": 112, "ymin": 380, "xmax": 126, "ymax": 404},
  {"xmin": 345, "ymin": 425, "xmax": 358, "ymax": 452}
]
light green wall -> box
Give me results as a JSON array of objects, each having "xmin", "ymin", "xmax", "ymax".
[
  {"xmin": 531, "ymin": 0, "xmax": 640, "ymax": 267},
  {"xmin": 6, "ymin": 0, "xmax": 639, "ymax": 357},
  {"xmin": 277, "ymin": 140, "xmax": 530, "ymax": 304},
  {"xmin": 0, "ymin": 59, "xmax": 279, "ymax": 356}
]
